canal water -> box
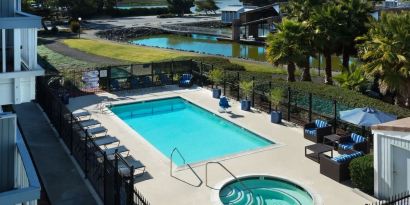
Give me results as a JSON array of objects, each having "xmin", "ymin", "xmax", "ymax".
[
  {"xmin": 130, "ymin": 34, "xmax": 266, "ymax": 61},
  {"xmin": 117, "ymin": 0, "xmax": 243, "ymax": 12}
]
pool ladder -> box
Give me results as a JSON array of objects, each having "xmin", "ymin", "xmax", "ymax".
[
  {"xmin": 205, "ymin": 161, "xmax": 256, "ymax": 201},
  {"xmin": 170, "ymin": 148, "xmax": 203, "ymax": 187}
]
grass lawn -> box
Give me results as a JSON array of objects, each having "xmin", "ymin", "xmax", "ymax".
[
  {"xmin": 38, "ymin": 45, "xmax": 99, "ymax": 71},
  {"xmin": 62, "ymin": 39, "xmax": 296, "ymax": 75},
  {"xmin": 63, "ymin": 39, "xmax": 198, "ymax": 63}
]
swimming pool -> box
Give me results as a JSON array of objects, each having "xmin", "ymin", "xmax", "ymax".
[
  {"xmin": 110, "ymin": 97, "xmax": 274, "ymax": 165},
  {"xmin": 219, "ymin": 175, "xmax": 314, "ymax": 205}
]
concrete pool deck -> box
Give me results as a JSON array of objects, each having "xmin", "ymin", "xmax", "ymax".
[{"xmin": 68, "ymin": 85, "xmax": 374, "ymax": 205}]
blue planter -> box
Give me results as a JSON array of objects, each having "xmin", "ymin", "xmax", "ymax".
[
  {"xmin": 241, "ymin": 100, "xmax": 251, "ymax": 111},
  {"xmin": 271, "ymin": 111, "xmax": 282, "ymax": 124},
  {"xmin": 212, "ymin": 88, "xmax": 222, "ymax": 99}
]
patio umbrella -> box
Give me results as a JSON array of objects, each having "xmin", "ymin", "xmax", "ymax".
[{"xmin": 339, "ymin": 107, "xmax": 397, "ymax": 127}]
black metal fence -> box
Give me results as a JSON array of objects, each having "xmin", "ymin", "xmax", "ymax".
[
  {"xmin": 36, "ymin": 77, "xmax": 150, "ymax": 205},
  {"xmin": 367, "ymin": 191, "xmax": 410, "ymax": 205},
  {"xmin": 190, "ymin": 61, "xmax": 373, "ymax": 140},
  {"xmin": 50, "ymin": 58, "xmax": 372, "ymax": 142}
]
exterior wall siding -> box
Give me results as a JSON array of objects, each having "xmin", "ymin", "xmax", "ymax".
[
  {"xmin": 374, "ymin": 131, "xmax": 410, "ymax": 199},
  {"xmin": 0, "ymin": 0, "xmax": 15, "ymax": 17},
  {"xmin": 0, "ymin": 115, "xmax": 16, "ymax": 192}
]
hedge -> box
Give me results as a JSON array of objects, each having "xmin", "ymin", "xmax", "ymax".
[
  {"xmin": 349, "ymin": 155, "xmax": 374, "ymax": 195},
  {"xmin": 271, "ymin": 81, "xmax": 410, "ymax": 118},
  {"xmin": 110, "ymin": 7, "xmax": 169, "ymax": 17}
]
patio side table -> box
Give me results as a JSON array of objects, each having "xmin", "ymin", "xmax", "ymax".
[
  {"xmin": 305, "ymin": 144, "xmax": 333, "ymax": 163},
  {"xmin": 323, "ymin": 134, "xmax": 342, "ymax": 148}
]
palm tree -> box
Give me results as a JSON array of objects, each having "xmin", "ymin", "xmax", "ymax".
[
  {"xmin": 266, "ymin": 19, "xmax": 306, "ymax": 82},
  {"xmin": 285, "ymin": 0, "xmax": 325, "ymax": 81},
  {"xmin": 309, "ymin": 2, "xmax": 344, "ymax": 84},
  {"xmin": 337, "ymin": 0, "xmax": 373, "ymax": 69},
  {"xmin": 357, "ymin": 12, "xmax": 410, "ymax": 104}
]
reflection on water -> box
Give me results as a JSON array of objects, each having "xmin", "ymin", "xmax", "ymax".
[
  {"xmin": 118, "ymin": 0, "xmax": 242, "ymax": 11},
  {"xmin": 130, "ymin": 34, "xmax": 266, "ymax": 61}
]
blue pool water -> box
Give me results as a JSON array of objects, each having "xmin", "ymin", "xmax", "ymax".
[
  {"xmin": 110, "ymin": 97, "xmax": 273, "ymax": 165},
  {"xmin": 220, "ymin": 176, "xmax": 314, "ymax": 205}
]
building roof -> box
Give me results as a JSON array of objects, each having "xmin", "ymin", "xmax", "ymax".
[
  {"xmin": 221, "ymin": 5, "xmax": 243, "ymax": 12},
  {"xmin": 372, "ymin": 117, "xmax": 410, "ymax": 132}
]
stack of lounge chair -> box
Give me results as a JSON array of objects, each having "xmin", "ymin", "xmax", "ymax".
[{"xmin": 72, "ymin": 110, "xmax": 146, "ymax": 177}]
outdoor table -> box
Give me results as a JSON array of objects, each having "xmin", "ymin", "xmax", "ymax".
[
  {"xmin": 323, "ymin": 134, "xmax": 342, "ymax": 148},
  {"xmin": 305, "ymin": 143, "xmax": 333, "ymax": 163}
]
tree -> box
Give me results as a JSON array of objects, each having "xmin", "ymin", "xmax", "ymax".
[
  {"xmin": 334, "ymin": 63, "xmax": 368, "ymax": 91},
  {"xmin": 284, "ymin": 0, "xmax": 326, "ymax": 22},
  {"xmin": 167, "ymin": 0, "xmax": 194, "ymax": 16},
  {"xmin": 357, "ymin": 12, "xmax": 410, "ymax": 105},
  {"xmin": 309, "ymin": 2, "xmax": 344, "ymax": 85},
  {"xmin": 195, "ymin": 0, "xmax": 219, "ymax": 15},
  {"xmin": 240, "ymin": 0, "xmax": 273, "ymax": 6},
  {"xmin": 266, "ymin": 19, "xmax": 307, "ymax": 82},
  {"xmin": 337, "ymin": 0, "xmax": 373, "ymax": 69}
]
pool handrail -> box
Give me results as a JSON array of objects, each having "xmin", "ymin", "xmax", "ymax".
[
  {"xmin": 205, "ymin": 161, "xmax": 256, "ymax": 202},
  {"xmin": 170, "ymin": 147, "xmax": 203, "ymax": 187}
]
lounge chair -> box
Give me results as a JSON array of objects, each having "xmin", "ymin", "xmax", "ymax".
[
  {"xmin": 87, "ymin": 126, "xmax": 108, "ymax": 137},
  {"xmin": 159, "ymin": 74, "xmax": 172, "ymax": 85},
  {"xmin": 304, "ymin": 119, "xmax": 333, "ymax": 143},
  {"xmin": 141, "ymin": 76, "xmax": 153, "ymax": 87},
  {"xmin": 117, "ymin": 156, "xmax": 146, "ymax": 177},
  {"xmin": 219, "ymin": 96, "xmax": 231, "ymax": 112},
  {"xmin": 73, "ymin": 110, "xmax": 91, "ymax": 120},
  {"xmin": 130, "ymin": 77, "xmax": 140, "ymax": 89},
  {"xmin": 338, "ymin": 133, "xmax": 367, "ymax": 154},
  {"xmin": 179, "ymin": 73, "xmax": 193, "ymax": 87},
  {"xmin": 93, "ymin": 135, "xmax": 120, "ymax": 147},
  {"xmin": 320, "ymin": 151, "xmax": 363, "ymax": 182},
  {"xmin": 80, "ymin": 119, "xmax": 101, "ymax": 128},
  {"xmin": 110, "ymin": 79, "xmax": 121, "ymax": 91},
  {"xmin": 96, "ymin": 145, "xmax": 129, "ymax": 158}
]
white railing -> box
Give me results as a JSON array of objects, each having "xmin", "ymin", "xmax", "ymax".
[{"xmin": 0, "ymin": 129, "xmax": 41, "ymax": 205}]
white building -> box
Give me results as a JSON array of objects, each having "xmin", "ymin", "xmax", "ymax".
[
  {"xmin": 221, "ymin": 5, "xmax": 257, "ymax": 24},
  {"xmin": 0, "ymin": 0, "xmax": 43, "ymax": 204},
  {"xmin": 372, "ymin": 117, "xmax": 410, "ymax": 199},
  {"xmin": 1, "ymin": 0, "xmax": 44, "ymax": 105}
]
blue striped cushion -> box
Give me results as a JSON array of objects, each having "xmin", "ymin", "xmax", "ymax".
[
  {"xmin": 339, "ymin": 143, "xmax": 354, "ymax": 150},
  {"xmin": 304, "ymin": 128, "xmax": 317, "ymax": 136},
  {"xmin": 332, "ymin": 155, "xmax": 350, "ymax": 163},
  {"xmin": 315, "ymin": 119, "xmax": 328, "ymax": 128},
  {"xmin": 332, "ymin": 151, "xmax": 363, "ymax": 163},
  {"xmin": 351, "ymin": 133, "xmax": 365, "ymax": 143}
]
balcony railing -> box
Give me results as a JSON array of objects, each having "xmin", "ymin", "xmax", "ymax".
[{"xmin": 0, "ymin": 128, "xmax": 41, "ymax": 205}]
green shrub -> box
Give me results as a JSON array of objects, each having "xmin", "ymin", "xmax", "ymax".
[
  {"xmin": 208, "ymin": 68, "xmax": 224, "ymax": 87},
  {"xmin": 110, "ymin": 8, "xmax": 169, "ymax": 17},
  {"xmin": 240, "ymin": 80, "xmax": 253, "ymax": 100},
  {"xmin": 70, "ymin": 21, "xmax": 80, "ymax": 33},
  {"xmin": 349, "ymin": 155, "xmax": 374, "ymax": 195},
  {"xmin": 179, "ymin": 56, "xmax": 246, "ymax": 71},
  {"xmin": 271, "ymin": 81, "xmax": 410, "ymax": 118}
]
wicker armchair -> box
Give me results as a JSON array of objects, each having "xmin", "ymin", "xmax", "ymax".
[
  {"xmin": 338, "ymin": 133, "xmax": 368, "ymax": 154},
  {"xmin": 304, "ymin": 119, "xmax": 333, "ymax": 143},
  {"xmin": 320, "ymin": 151, "xmax": 363, "ymax": 182}
]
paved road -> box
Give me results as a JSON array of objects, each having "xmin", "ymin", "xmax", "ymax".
[{"xmin": 14, "ymin": 103, "xmax": 100, "ymax": 205}]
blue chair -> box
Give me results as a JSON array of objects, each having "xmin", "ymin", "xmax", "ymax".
[
  {"xmin": 219, "ymin": 96, "xmax": 231, "ymax": 111},
  {"xmin": 141, "ymin": 76, "xmax": 153, "ymax": 87},
  {"xmin": 320, "ymin": 151, "xmax": 363, "ymax": 182},
  {"xmin": 179, "ymin": 74, "xmax": 193, "ymax": 87},
  {"xmin": 159, "ymin": 74, "xmax": 171, "ymax": 85},
  {"xmin": 110, "ymin": 79, "xmax": 120, "ymax": 91},
  {"xmin": 338, "ymin": 133, "xmax": 367, "ymax": 154},
  {"xmin": 130, "ymin": 78, "xmax": 139, "ymax": 89},
  {"xmin": 304, "ymin": 119, "xmax": 333, "ymax": 143}
]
